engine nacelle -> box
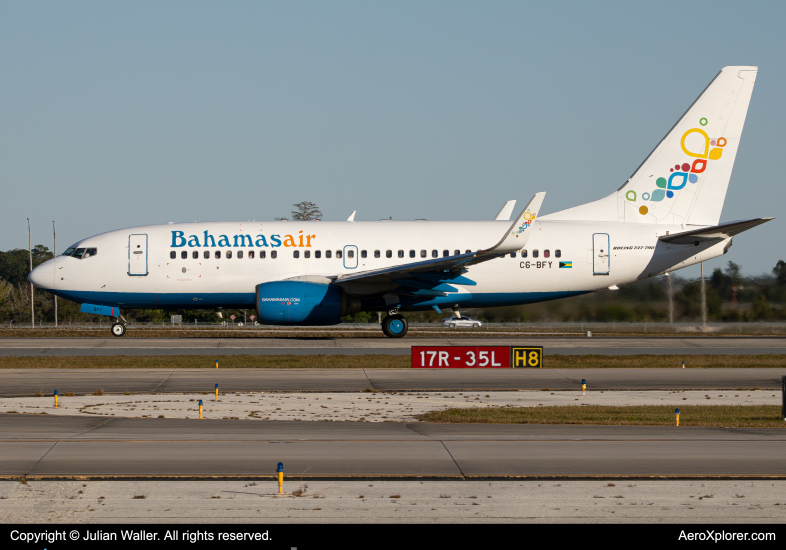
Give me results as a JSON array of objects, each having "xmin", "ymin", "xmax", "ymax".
[{"xmin": 256, "ymin": 281, "xmax": 344, "ymax": 325}]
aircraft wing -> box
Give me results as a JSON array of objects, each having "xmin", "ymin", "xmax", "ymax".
[
  {"xmin": 658, "ymin": 218, "xmax": 773, "ymax": 245},
  {"xmin": 333, "ymin": 193, "xmax": 545, "ymax": 296}
]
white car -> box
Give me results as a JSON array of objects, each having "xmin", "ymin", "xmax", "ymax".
[{"xmin": 442, "ymin": 317, "xmax": 482, "ymax": 329}]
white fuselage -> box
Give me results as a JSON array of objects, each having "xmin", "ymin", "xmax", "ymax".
[{"xmin": 30, "ymin": 219, "xmax": 730, "ymax": 314}]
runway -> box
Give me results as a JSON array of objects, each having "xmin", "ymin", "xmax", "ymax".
[
  {"xmin": 2, "ymin": 415, "xmax": 785, "ymax": 479},
  {"xmin": 0, "ymin": 367, "xmax": 783, "ymax": 395},
  {"xmin": 1, "ymin": 337, "xmax": 786, "ymax": 357}
]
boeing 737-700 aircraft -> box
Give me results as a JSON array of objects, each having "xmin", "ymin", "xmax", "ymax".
[{"xmin": 29, "ymin": 66, "xmax": 771, "ymax": 338}]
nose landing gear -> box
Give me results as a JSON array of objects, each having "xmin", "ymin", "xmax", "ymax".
[
  {"xmin": 110, "ymin": 315, "xmax": 127, "ymax": 337},
  {"xmin": 382, "ymin": 314, "xmax": 408, "ymax": 338}
]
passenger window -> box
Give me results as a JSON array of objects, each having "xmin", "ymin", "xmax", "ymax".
[
  {"xmin": 304, "ymin": 250, "xmax": 310, "ymax": 259},
  {"xmin": 510, "ymin": 252, "xmax": 516, "ymax": 258},
  {"xmin": 237, "ymin": 250, "xmax": 244, "ymax": 259},
  {"xmin": 226, "ymin": 250, "xmax": 233, "ymax": 259},
  {"xmin": 326, "ymin": 250, "xmax": 332, "ymax": 259},
  {"xmin": 271, "ymin": 251, "xmax": 277, "ymax": 259},
  {"xmin": 454, "ymin": 250, "xmax": 460, "ymax": 256},
  {"xmin": 420, "ymin": 250, "xmax": 427, "ymax": 258},
  {"xmin": 386, "ymin": 250, "xmax": 392, "ymax": 258},
  {"xmin": 361, "ymin": 250, "xmax": 367, "ymax": 259},
  {"xmin": 180, "ymin": 251, "xmax": 187, "ymax": 259},
  {"xmin": 533, "ymin": 250, "xmax": 539, "ymax": 258},
  {"xmin": 336, "ymin": 250, "xmax": 342, "ymax": 259},
  {"xmin": 84, "ymin": 248, "xmax": 97, "ymax": 258},
  {"xmin": 293, "ymin": 250, "xmax": 300, "ymax": 259},
  {"xmin": 408, "ymin": 250, "xmax": 414, "ymax": 258},
  {"xmin": 374, "ymin": 250, "xmax": 380, "ymax": 258},
  {"xmin": 203, "ymin": 250, "xmax": 210, "ymax": 259},
  {"xmin": 522, "ymin": 250, "xmax": 527, "ymax": 258},
  {"xmin": 215, "ymin": 251, "xmax": 221, "ymax": 259},
  {"xmin": 315, "ymin": 250, "xmax": 321, "ymax": 259},
  {"xmin": 248, "ymin": 250, "xmax": 255, "ymax": 259},
  {"xmin": 431, "ymin": 250, "xmax": 438, "ymax": 258},
  {"xmin": 170, "ymin": 251, "xmax": 176, "ymax": 259},
  {"xmin": 347, "ymin": 250, "xmax": 354, "ymax": 259},
  {"xmin": 544, "ymin": 250, "xmax": 550, "ymax": 258},
  {"xmin": 555, "ymin": 249, "xmax": 561, "ymax": 258},
  {"xmin": 465, "ymin": 250, "xmax": 471, "ymax": 254},
  {"xmin": 260, "ymin": 250, "xmax": 266, "ymax": 259},
  {"xmin": 192, "ymin": 251, "xmax": 199, "ymax": 259},
  {"xmin": 443, "ymin": 250, "xmax": 449, "ymax": 257}
]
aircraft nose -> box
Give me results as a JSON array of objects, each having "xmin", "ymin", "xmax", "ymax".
[{"xmin": 29, "ymin": 261, "xmax": 54, "ymax": 289}]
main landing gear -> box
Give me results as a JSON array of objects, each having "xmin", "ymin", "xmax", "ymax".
[{"xmin": 382, "ymin": 314, "xmax": 408, "ymax": 338}]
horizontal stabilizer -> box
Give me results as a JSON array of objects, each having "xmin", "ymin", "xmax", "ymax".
[
  {"xmin": 494, "ymin": 200, "xmax": 516, "ymax": 221},
  {"xmin": 658, "ymin": 217, "xmax": 773, "ymax": 245}
]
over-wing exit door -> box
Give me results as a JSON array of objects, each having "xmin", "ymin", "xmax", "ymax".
[
  {"xmin": 592, "ymin": 233, "xmax": 610, "ymax": 275},
  {"xmin": 128, "ymin": 234, "xmax": 148, "ymax": 276}
]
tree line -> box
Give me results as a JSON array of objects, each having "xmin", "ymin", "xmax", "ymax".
[{"xmin": 2, "ymin": 242, "xmax": 786, "ymax": 325}]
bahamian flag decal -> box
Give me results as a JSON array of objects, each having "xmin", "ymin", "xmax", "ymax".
[{"xmin": 559, "ymin": 261, "xmax": 572, "ymax": 268}]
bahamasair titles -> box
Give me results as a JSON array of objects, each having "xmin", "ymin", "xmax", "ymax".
[{"xmin": 29, "ymin": 66, "xmax": 771, "ymax": 338}]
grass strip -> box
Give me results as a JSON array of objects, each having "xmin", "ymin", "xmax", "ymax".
[
  {"xmin": 417, "ymin": 404, "xmax": 786, "ymax": 428},
  {"xmin": 0, "ymin": 354, "xmax": 784, "ymax": 369}
]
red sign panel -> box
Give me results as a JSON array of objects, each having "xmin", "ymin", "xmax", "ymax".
[{"xmin": 411, "ymin": 346, "xmax": 511, "ymax": 368}]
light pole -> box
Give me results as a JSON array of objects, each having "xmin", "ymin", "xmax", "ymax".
[
  {"xmin": 53, "ymin": 220, "xmax": 57, "ymax": 327},
  {"xmin": 27, "ymin": 218, "xmax": 34, "ymax": 328}
]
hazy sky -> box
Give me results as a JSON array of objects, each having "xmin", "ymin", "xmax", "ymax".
[{"xmin": 1, "ymin": 1, "xmax": 784, "ymax": 277}]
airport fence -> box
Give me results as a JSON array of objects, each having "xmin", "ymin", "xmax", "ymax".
[{"xmin": 5, "ymin": 320, "xmax": 786, "ymax": 335}]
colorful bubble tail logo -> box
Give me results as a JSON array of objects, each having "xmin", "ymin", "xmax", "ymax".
[
  {"xmin": 626, "ymin": 118, "xmax": 727, "ymax": 216},
  {"xmin": 515, "ymin": 211, "xmax": 536, "ymax": 234}
]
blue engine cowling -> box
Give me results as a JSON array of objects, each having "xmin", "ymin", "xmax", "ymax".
[{"xmin": 256, "ymin": 281, "xmax": 343, "ymax": 325}]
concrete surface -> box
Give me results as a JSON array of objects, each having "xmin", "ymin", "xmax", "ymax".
[
  {"xmin": 1, "ymin": 390, "xmax": 779, "ymax": 422},
  {"xmin": 1, "ymin": 336, "xmax": 786, "ymax": 356},
  {"xmin": 2, "ymin": 480, "xmax": 786, "ymax": 523},
  {"xmin": 1, "ymin": 416, "xmax": 786, "ymax": 478},
  {"xmin": 0, "ymin": 368, "xmax": 782, "ymax": 396}
]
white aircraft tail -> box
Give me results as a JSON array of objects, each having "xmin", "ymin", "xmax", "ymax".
[{"xmin": 541, "ymin": 66, "xmax": 757, "ymax": 226}]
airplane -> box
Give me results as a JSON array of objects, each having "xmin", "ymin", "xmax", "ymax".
[{"xmin": 29, "ymin": 66, "xmax": 771, "ymax": 338}]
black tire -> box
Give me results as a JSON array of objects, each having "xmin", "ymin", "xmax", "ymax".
[
  {"xmin": 382, "ymin": 314, "xmax": 408, "ymax": 338},
  {"xmin": 111, "ymin": 322, "xmax": 126, "ymax": 337}
]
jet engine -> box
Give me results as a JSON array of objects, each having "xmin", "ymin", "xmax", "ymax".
[{"xmin": 255, "ymin": 281, "xmax": 359, "ymax": 325}]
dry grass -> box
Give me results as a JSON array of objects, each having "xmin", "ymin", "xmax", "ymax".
[
  {"xmin": 0, "ymin": 353, "xmax": 784, "ymax": 369},
  {"xmin": 417, "ymin": 404, "xmax": 786, "ymax": 427}
]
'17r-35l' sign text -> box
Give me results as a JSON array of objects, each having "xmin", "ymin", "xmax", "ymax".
[{"xmin": 411, "ymin": 346, "xmax": 543, "ymax": 368}]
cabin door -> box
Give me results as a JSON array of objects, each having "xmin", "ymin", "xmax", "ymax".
[
  {"xmin": 128, "ymin": 234, "xmax": 149, "ymax": 276},
  {"xmin": 592, "ymin": 233, "xmax": 610, "ymax": 275}
]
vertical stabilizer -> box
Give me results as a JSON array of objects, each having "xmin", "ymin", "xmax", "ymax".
[{"xmin": 542, "ymin": 67, "xmax": 757, "ymax": 226}]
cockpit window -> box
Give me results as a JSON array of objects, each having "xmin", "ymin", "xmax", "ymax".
[{"xmin": 63, "ymin": 247, "xmax": 97, "ymax": 259}]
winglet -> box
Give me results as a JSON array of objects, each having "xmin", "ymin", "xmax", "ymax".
[
  {"xmin": 493, "ymin": 200, "xmax": 516, "ymax": 221},
  {"xmin": 347, "ymin": 211, "xmax": 356, "ymax": 222},
  {"xmin": 485, "ymin": 192, "xmax": 545, "ymax": 253}
]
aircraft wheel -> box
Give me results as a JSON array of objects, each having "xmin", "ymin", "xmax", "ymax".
[
  {"xmin": 382, "ymin": 314, "xmax": 408, "ymax": 338},
  {"xmin": 111, "ymin": 322, "xmax": 126, "ymax": 337}
]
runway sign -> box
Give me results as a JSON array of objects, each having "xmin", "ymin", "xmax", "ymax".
[
  {"xmin": 411, "ymin": 346, "xmax": 543, "ymax": 368},
  {"xmin": 511, "ymin": 346, "xmax": 543, "ymax": 368}
]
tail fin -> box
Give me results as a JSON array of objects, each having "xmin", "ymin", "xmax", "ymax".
[{"xmin": 542, "ymin": 66, "xmax": 757, "ymax": 226}]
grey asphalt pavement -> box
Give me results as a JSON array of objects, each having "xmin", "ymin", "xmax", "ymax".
[
  {"xmin": 1, "ymin": 336, "xmax": 786, "ymax": 356},
  {"xmin": 2, "ymin": 415, "xmax": 786, "ymax": 478},
  {"xmin": 0, "ymin": 367, "xmax": 782, "ymax": 395}
]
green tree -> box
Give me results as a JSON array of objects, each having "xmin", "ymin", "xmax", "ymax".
[
  {"xmin": 290, "ymin": 201, "xmax": 322, "ymax": 221},
  {"xmin": 0, "ymin": 245, "xmax": 54, "ymax": 287}
]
